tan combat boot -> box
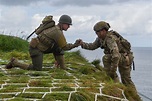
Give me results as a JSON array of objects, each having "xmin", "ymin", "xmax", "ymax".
[
  {"xmin": 5, "ymin": 57, "xmax": 29, "ymax": 70},
  {"xmin": 55, "ymin": 55, "xmax": 67, "ymax": 70}
]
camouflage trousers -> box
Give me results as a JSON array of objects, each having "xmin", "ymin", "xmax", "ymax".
[
  {"xmin": 102, "ymin": 53, "xmax": 136, "ymax": 89},
  {"xmin": 103, "ymin": 53, "xmax": 142, "ymax": 100}
]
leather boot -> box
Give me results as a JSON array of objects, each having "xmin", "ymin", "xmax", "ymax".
[
  {"xmin": 55, "ymin": 55, "xmax": 66, "ymax": 70},
  {"xmin": 5, "ymin": 57, "xmax": 29, "ymax": 70},
  {"xmin": 5, "ymin": 58, "xmax": 16, "ymax": 69}
]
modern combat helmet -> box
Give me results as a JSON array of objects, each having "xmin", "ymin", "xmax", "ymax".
[
  {"xmin": 93, "ymin": 21, "xmax": 110, "ymax": 32},
  {"xmin": 59, "ymin": 15, "xmax": 72, "ymax": 25}
]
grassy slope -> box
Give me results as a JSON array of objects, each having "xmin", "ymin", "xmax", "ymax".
[
  {"xmin": 0, "ymin": 35, "xmax": 140, "ymax": 101},
  {"xmin": 0, "ymin": 35, "xmax": 29, "ymax": 52}
]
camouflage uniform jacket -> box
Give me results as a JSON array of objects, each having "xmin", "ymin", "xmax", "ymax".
[{"xmin": 81, "ymin": 31, "xmax": 120, "ymax": 67}]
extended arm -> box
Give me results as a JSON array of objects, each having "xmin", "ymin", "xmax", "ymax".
[
  {"xmin": 80, "ymin": 38, "xmax": 101, "ymax": 50},
  {"xmin": 62, "ymin": 39, "xmax": 80, "ymax": 51}
]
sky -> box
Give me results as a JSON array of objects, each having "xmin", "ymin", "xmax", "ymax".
[{"xmin": 0, "ymin": 0, "xmax": 152, "ymax": 47}]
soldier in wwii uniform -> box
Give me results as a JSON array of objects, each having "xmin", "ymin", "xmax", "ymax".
[
  {"xmin": 6, "ymin": 15, "xmax": 80, "ymax": 70},
  {"xmin": 79, "ymin": 21, "xmax": 142, "ymax": 100}
]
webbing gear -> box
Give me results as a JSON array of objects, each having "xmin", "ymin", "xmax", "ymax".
[
  {"xmin": 26, "ymin": 15, "xmax": 55, "ymax": 40},
  {"xmin": 111, "ymin": 30, "xmax": 131, "ymax": 53},
  {"xmin": 37, "ymin": 34, "xmax": 55, "ymax": 47},
  {"xmin": 35, "ymin": 21, "xmax": 55, "ymax": 35},
  {"xmin": 29, "ymin": 38, "xmax": 39, "ymax": 48},
  {"xmin": 125, "ymin": 54, "xmax": 130, "ymax": 66}
]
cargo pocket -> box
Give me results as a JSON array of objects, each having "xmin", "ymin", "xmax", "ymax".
[
  {"xmin": 30, "ymin": 38, "xmax": 39, "ymax": 48},
  {"xmin": 29, "ymin": 47, "xmax": 42, "ymax": 57},
  {"xmin": 119, "ymin": 54, "xmax": 128, "ymax": 68},
  {"xmin": 128, "ymin": 52, "xmax": 134, "ymax": 65}
]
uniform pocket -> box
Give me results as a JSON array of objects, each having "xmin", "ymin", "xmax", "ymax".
[
  {"xmin": 30, "ymin": 38, "xmax": 39, "ymax": 48},
  {"xmin": 128, "ymin": 53, "xmax": 134, "ymax": 65},
  {"xmin": 29, "ymin": 47, "xmax": 42, "ymax": 57},
  {"xmin": 119, "ymin": 54, "xmax": 127, "ymax": 67}
]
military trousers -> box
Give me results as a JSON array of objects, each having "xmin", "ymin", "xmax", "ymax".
[
  {"xmin": 102, "ymin": 53, "xmax": 136, "ymax": 89},
  {"xmin": 102, "ymin": 54, "xmax": 119, "ymax": 82},
  {"xmin": 28, "ymin": 46, "xmax": 65, "ymax": 71},
  {"xmin": 118, "ymin": 53, "xmax": 137, "ymax": 90},
  {"xmin": 28, "ymin": 46, "xmax": 43, "ymax": 71}
]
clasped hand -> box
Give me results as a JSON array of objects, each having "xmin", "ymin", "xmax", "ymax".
[{"xmin": 74, "ymin": 39, "xmax": 83, "ymax": 46}]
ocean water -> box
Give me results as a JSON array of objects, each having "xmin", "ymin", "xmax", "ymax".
[{"xmin": 77, "ymin": 47, "xmax": 152, "ymax": 101}]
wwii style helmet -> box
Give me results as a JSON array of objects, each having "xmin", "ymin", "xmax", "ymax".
[
  {"xmin": 59, "ymin": 15, "xmax": 72, "ymax": 25},
  {"xmin": 93, "ymin": 21, "xmax": 110, "ymax": 32}
]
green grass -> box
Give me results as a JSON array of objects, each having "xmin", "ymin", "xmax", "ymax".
[
  {"xmin": 70, "ymin": 91, "xmax": 92, "ymax": 101},
  {"xmin": 52, "ymin": 86, "xmax": 75, "ymax": 92},
  {"xmin": 7, "ymin": 75, "xmax": 30, "ymax": 83},
  {"xmin": 29, "ymin": 79, "xmax": 52, "ymax": 87},
  {"xmin": 102, "ymin": 83, "xmax": 125, "ymax": 98},
  {"xmin": 0, "ymin": 35, "xmax": 29, "ymax": 52},
  {"xmin": 25, "ymin": 88, "xmax": 50, "ymax": 92},
  {"xmin": 0, "ymin": 85, "xmax": 23, "ymax": 93},
  {"xmin": 8, "ymin": 68, "xmax": 27, "ymax": 75},
  {"xmin": 27, "ymin": 71, "xmax": 49, "ymax": 76},
  {"xmin": 0, "ymin": 35, "xmax": 141, "ymax": 101},
  {"xmin": 18, "ymin": 93, "xmax": 43, "ymax": 99},
  {"xmin": 0, "ymin": 94, "xmax": 16, "ymax": 99},
  {"xmin": 7, "ymin": 97, "xmax": 28, "ymax": 101},
  {"xmin": 43, "ymin": 93, "xmax": 69, "ymax": 101}
]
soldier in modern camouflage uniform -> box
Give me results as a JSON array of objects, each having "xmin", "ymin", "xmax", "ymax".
[
  {"xmin": 79, "ymin": 21, "xmax": 142, "ymax": 100},
  {"xmin": 5, "ymin": 15, "xmax": 80, "ymax": 70}
]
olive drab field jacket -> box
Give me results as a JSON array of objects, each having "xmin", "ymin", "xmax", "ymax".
[{"xmin": 30, "ymin": 25, "xmax": 67, "ymax": 52}]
